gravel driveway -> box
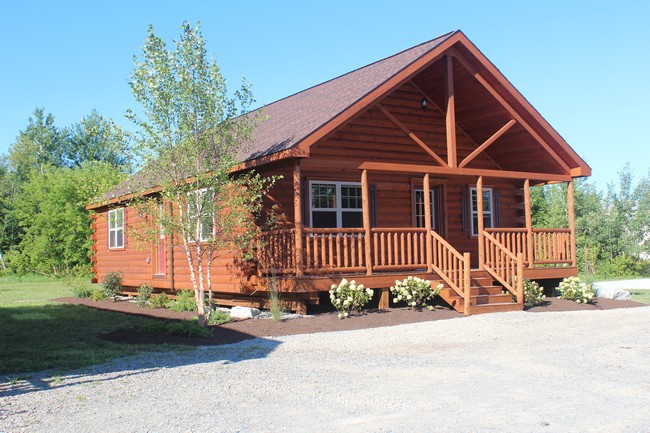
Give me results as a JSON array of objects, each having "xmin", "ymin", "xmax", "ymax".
[{"xmin": 2, "ymin": 307, "xmax": 650, "ymax": 432}]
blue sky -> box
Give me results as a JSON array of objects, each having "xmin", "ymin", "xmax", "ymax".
[{"xmin": 1, "ymin": 0, "xmax": 648, "ymax": 190}]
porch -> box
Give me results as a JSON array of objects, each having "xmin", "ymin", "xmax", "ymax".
[{"xmin": 256, "ymin": 158, "xmax": 580, "ymax": 315}]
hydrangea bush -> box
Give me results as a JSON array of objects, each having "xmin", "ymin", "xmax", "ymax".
[
  {"xmin": 329, "ymin": 278, "xmax": 374, "ymax": 319},
  {"xmin": 512, "ymin": 278, "xmax": 545, "ymax": 306},
  {"xmin": 557, "ymin": 276, "xmax": 594, "ymax": 304},
  {"xmin": 390, "ymin": 276, "xmax": 443, "ymax": 310}
]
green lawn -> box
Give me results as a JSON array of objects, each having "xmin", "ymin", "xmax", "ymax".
[
  {"xmin": 0, "ymin": 275, "xmax": 185, "ymax": 377},
  {"xmin": 629, "ymin": 290, "xmax": 650, "ymax": 305}
]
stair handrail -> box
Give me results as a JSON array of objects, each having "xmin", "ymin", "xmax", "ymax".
[
  {"xmin": 482, "ymin": 231, "xmax": 524, "ymax": 306},
  {"xmin": 430, "ymin": 230, "xmax": 471, "ymax": 315}
]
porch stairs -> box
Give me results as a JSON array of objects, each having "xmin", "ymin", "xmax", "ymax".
[{"xmin": 438, "ymin": 270, "xmax": 522, "ymax": 315}]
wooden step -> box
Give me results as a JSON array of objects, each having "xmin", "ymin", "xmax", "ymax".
[
  {"xmin": 439, "ymin": 285, "xmax": 503, "ymax": 298},
  {"xmin": 470, "ymin": 302, "xmax": 523, "ymax": 314},
  {"xmin": 470, "ymin": 277, "xmax": 494, "ymax": 287}
]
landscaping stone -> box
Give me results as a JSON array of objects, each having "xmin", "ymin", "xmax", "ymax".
[
  {"xmin": 229, "ymin": 306, "xmax": 261, "ymax": 319},
  {"xmin": 592, "ymin": 283, "xmax": 632, "ymax": 301}
]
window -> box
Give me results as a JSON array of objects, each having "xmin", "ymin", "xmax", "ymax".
[
  {"xmin": 414, "ymin": 188, "xmax": 436, "ymax": 229},
  {"xmin": 470, "ymin": 187, "xmax": 493, "ymax": 236},
  {"xmin": 108, "ymin": 208, "xmax": 124, "ymax": 249},
  {"xmin": 310, "ymin": 181, "xmax": 362, "ymax": 228},
  {"xmin": 188, "ymin": 189, "xmax": 214, "ymax": 242}
]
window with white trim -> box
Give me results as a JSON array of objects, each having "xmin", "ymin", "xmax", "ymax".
[
  {"xmin": 188, "ymin": 189, "xmax": 215, "ymax": 242},
  {"xmin": 310, "ymin": 181, "xmax": 362, "ymax": 228},
  {"xmin": 470, "ymin": 187, "xmax": 493, "ymax": 236},
  {"xmin": 108, "ymin": 208, "xmax": 124, "ymax": 249},
  {"xmin": 413, "ymin": 188, "xmax": 436, "ymax": 229}
]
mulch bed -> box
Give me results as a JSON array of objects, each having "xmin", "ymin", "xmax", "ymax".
[{"xmin": 56, "ymin": 296, "xmax": 647, "ymax": 347}]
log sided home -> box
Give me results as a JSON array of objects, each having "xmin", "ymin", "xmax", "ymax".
[{"xmin": 88, "ymin": 30, "xmax": 590, "ymax": 315}]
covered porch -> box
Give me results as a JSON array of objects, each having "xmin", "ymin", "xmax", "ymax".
[{"xmin": 257, "ymin": 160, "xmax": 578, "ymax": 315}]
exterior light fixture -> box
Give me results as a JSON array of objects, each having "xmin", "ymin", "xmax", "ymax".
[{"xmin": 421, "ymin": 97, "xmax": 428, "ymax": 112}]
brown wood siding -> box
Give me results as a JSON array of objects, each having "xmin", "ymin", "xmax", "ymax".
[{"xmin": 91, "ymin": 206, "xmax": 252, "ymax": 292}]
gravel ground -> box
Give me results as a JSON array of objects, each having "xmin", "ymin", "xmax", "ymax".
[{"xmin": 2, "ymin": 307, "xmax": 650, "ymax": 433}]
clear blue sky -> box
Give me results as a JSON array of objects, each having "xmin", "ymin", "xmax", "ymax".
[{"xmin": 1, "ymin": 0, "xmax": 648, "ymax": 190}]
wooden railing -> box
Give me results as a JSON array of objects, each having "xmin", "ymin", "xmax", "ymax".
[
  {"xmin": 430, "ymin": 230, "xmax": 471, "ymax": 315},
  {"xmin": 482, "ymin": 231, "xmax": 523, "ymax": 304},
  {"xmin": 302, "ymin": 228, "xmax": 366, "ymax": 274},
  {"xmin": 533, "ymin": 228, "xmax": 572, "ymax": 265},
  {"xmin": 371, "ymin": 228, "xmax": 428, "ymax": 271},
  {"xmin": 258, "ymin": 229, "xmax": 295, "ymax": 274},
  {"xmin": 485, "ymin": 228, "xmax": 529, "ymax": 265}
]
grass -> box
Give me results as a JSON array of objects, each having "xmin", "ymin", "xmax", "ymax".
[
  {"xmin": 0, "ymin": 275, "xmax": 187, "ymax": 376},
  {"xmin": 628, "ymin": 290, "xmax": 650, "ymax": 305}
]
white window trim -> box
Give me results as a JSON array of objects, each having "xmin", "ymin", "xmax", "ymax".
[
  {"xmin": 188, "ymin": 188, "xmax": 214, "ymax": 243},
  {"xmin": 469, "ymin": 187, "xmax": 493, "ymax": 236},
  {"xmin": 108, "ymin": 208, "xmax": 124, "ymax": 249},
  {"xmin": 413, "ymin": 188, "xmax": 436, "ymax": 230},
  {"xmin": 309, "ymin": 180, "xmax": 362, "ymax": 228}
]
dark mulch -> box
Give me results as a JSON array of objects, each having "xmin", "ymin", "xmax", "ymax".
[{"xmin": 55, "ymin": 296, "xmax": 647, "ymax": 347}]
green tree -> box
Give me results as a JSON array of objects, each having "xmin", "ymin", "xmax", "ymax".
[
  {"xmin": 127, "ymin": 22, "xmax": 275, "ymax": 325},
  {"xmin": 8, "ymin": 108, "xmax": 65, "ymax": 178},
  {"xmin": 5, "ymin": 163, "xmax": 126, "ymax": 274},
  {"xmin": 62, "ymin": 110, "xmax": 132, "ymax": 170}
]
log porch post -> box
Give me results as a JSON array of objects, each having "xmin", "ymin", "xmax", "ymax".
[
  {"xmin": 567, "ymin": 179, "xmax": 577, "ymax": 267},
  {"xmin": 477, "ymin": 176, "xmax": 485, "ymax": 270},
  {"xmin": 293, "ymin": 159, "xmax": 304, "ymax": 277},
  {"xmin": 523, "ymin": 179, "xmax": 534, "ymax": 268},
  {"xmin": 445, "ymin": 55, "xmax": 457, "ymax": 168},
  {"xmin": 361, "ymin": 169, "xmax": 373, "ymax": 277},
  {"xmin": 423, "ymin": 173, "xmax": 433, "ymax": 273}
]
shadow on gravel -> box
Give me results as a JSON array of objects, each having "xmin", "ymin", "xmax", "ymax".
[
  {"xmin": 0, "ymin": 335, "xmax": 280, "ymax": 399},
  {"xmin": 0, "ymin": 301, "xmax": 281, "ymax": 399}
]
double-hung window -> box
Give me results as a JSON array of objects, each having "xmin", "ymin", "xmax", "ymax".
[
  {"xmin": 413, "ymin": 188, "xmax": 436, "ymax": 229},
  {"xmin": 188, "ymin": 189, "xmax": 214, "ymax": 242},
  {"xmin": 108, "ymin": 208, "xmax": 124, "ymax": 249},
  {"xmin": 469, "ymin": 187, "xmax": 493, "ymax": 236},
  {"xmin": 310, "ymin": 181, "xmax": 363, "ymax": 228}
]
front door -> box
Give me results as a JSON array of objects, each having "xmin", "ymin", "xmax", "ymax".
[{"xmin": 413, "ymin": 187, "xmax": 440, "ymax": 232}]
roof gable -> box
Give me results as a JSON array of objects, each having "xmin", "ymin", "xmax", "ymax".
[{"xmin": 241, "ymin": 31, "xmax": 590, "ymax": 178}]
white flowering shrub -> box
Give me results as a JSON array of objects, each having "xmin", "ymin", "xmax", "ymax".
[
  {"xmin": 390, "ymin": 276, "xmax": 443, "ymax": 310},
  {"xmin": 329, "ymin": 278, "xmax": 374, "ymax": 319},
  {"xmin": 512, "ymin": 278, "xmax": 545, "ymax": 306},
  {"xmin": 557, "ymin": 276, "xmax": 594, "ymax": 304}
]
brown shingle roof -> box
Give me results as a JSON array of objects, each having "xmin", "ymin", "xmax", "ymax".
[
  {"xmin": 92, "ymin": 31, "xmax": 457, "ymax": 206},
  {"xmin": 241, "ymin": 31, "xmax": 455, "ymax": 161}
]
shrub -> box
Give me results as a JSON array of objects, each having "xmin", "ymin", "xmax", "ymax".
[
  {"xmin": 329, "ymin": 278, "xmax": 373, "ymax": 319},
  {"xmin": 71, "ymin": 285, "xmax": 94, "ymax": 298},
  {"xmin": 90, "ymin": 288, "xmax": 108, "ymax": 301},
  {"xmin": 513, "ymin": 278, "xmax": 545, "ymax": 306},
  {"xmin": 170, "ymin": 289, "xmax": 197, "ymax": 312},
  {"xmin": 390, "ymin": 276, "xmax": 442, "ymax": 310},
  {"xmin": 62, "ymin": 267, "xmax": 94, "ymax": 298},
  {"xmin": 208, "ymin": 310, "xmax": 231, "ymax": 325},
  {"xmin": 135, "ymin": 283, "xmax": 153, "ymax": 308},
  {"xmin": 138, "ymin": 320, "xmax": 211, "ymax": 338},
  {"xmin": 149, "ymin": 293, "xmax": 172, "ymax": 309},
  {"xmin": 102, "ymin": 271, "xmax": 123, "ymax": 301},
  {"xmin": 557, "ymin": 276, "xmax": 594, "ymax": 304}
]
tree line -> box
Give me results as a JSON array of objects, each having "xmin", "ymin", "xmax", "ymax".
[{"xmin": 0, "ymin": 108, "xmax": 132, "ymax": 274}]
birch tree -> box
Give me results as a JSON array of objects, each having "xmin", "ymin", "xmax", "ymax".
[{"xmin": 127, "ymin": 22, "xmax": 273, "ymax": 325}]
